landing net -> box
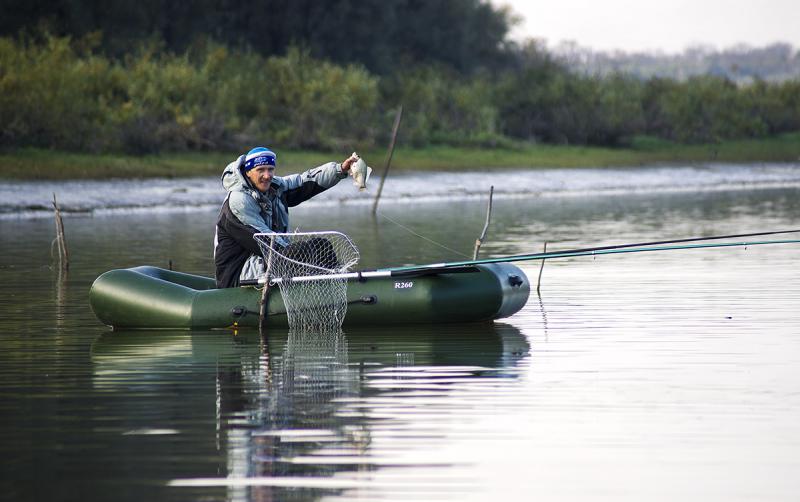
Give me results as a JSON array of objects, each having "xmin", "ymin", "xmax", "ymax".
[{"xmin": 254, "ymin": 232, "xmax": 360, "ymax": 331}]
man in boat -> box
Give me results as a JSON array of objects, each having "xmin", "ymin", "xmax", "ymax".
[{"xmin": 214, "ymin": 147, "xmax": 359, "ymax": 288}]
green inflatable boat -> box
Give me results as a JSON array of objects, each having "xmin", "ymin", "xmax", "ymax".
[{"xmin": 89, "ymin": 263, "xmax": 530, "ymax": 330}]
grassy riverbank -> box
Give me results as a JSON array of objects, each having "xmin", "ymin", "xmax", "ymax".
[{"xmin": 1, "ymin": 133, "xmax": 798, "ymax": 180}]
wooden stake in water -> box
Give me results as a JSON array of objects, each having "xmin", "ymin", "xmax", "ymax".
[
  {"xmin": 372, "ymin": 105, "xmax": 403, "ymax": 215},
  {"xmin": 473, "ymin": 186, "xmax": 494, "ymax": 260},
  {"xmin": 537, "ymin": 241, "xmax": 547, "ymax": 296},
  {"xmin": 51, "ymin": 193, "xmax": 69, "ymax": 271}
]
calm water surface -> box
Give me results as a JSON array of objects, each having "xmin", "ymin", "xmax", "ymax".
[{"xmin": 1, "ymin": 166, "xmax": 799, "ymax": 501}]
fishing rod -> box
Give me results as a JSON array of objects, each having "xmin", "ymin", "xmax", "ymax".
[
  {"xmin": 241, "ymin": 235, "xmax": 800, "ymax": 285},
  {"xmin": 386, "ymin": 229, "xmax": 800, "ymax": 273}
]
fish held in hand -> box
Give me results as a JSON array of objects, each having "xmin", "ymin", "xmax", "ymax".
[{"xmin": 350, "ymin": 156, "xmax": 372, "ymax": 191}]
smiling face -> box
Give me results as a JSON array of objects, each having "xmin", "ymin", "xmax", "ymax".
[{"xmin": 246, "ymin": 165, "xmax": 275, "ymax": 193}]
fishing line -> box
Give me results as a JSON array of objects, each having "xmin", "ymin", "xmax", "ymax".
[
  {"xmin": 385, "ymin": 232, "xmax": 800, "ymax": 272},
  {"xmin": 499, "ymin": 228, "xmax": 800, "ymax": 262},
  {"xmin": 376, "ymin": 210, "xmax": 472, "ymax": 258}
]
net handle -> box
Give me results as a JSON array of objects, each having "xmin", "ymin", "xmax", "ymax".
[{"xmin": 258, "ymin": 234, "xmax": 276, "ymax": 328}]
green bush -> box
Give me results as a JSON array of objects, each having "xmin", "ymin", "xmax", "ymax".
[
  {"xmin": 495, "ymin": 67, "xmax": 646, "ymax": 146},
  {"xmin": 754, "ymin": 79, "xmax": 800, "ymax": 134},
  {"xmin": 380, "ymin": 66, "xmax": 502, "ymax": 147},
  {"xmin": 0, "ymin": 35, "xmax": 379, "ymax": 153},
  {"xmin": 0, "ymin": 34, "xmax": 122, "ymax": 150},
  {"xmin": 0, "ymin": 34, "xmax": 798, "ymax": 153},
  {"xmin": 643, "ymin": 75, "xmax": 772, "ymax": 143},
  {"xmin": 260, "ymin": 48, "xmax": 379, "ymax": 150}
]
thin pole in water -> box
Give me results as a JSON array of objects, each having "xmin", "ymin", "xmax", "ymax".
[
  {"xmin": 537, "ymin": 241, "xmax": 547, "ymax": 296},
  {"xmin": 473, "ymin": 186, "xmax": 494, "ymax": 260},
  {"xmin": 372, "ymin": 105, "xmax": 403, "ymax": 216},
  {"xmin": 51, "ymin": 193, "xmax": 69, "ymax": 271}
]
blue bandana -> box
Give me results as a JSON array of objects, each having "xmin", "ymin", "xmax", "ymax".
[{"xmin": 243, "ymin": 147, "xmax": 276, "ymax": 172}]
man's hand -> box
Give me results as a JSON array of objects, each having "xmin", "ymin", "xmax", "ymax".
[{"xmin": 341, "ymin": 152, "xmax": 360, "ymax": 172}]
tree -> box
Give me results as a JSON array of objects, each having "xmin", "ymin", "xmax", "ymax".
[{"xmin": 0, "ymin": 0, "xmax": 515, "ymax": 75}]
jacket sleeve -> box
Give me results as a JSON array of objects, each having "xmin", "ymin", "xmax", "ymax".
[{"xmin": 281, "ymin": 162, "xmax": 348, "ymax": 207}]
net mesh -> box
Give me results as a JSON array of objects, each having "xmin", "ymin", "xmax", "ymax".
[{"xmin": 253, "ymin": 232, "xmax": 360, "ymax": 331}]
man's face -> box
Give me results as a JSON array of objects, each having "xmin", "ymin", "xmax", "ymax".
[{"xmin": 246, "ymin": 165, "xmax": 274, "ymax": 193}]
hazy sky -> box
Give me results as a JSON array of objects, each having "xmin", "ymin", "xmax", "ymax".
[{"xmin": 496, "ymin": 0, "xmax": 800, "ymax": 53}]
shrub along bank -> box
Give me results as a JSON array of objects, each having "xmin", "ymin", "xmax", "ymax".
[{"xmin": 1, "ymin": 35, "xmax": 799, "ymax": 157}]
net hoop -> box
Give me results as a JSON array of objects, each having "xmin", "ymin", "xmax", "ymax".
[{"xmin": 253, "ymin": 232, "xmax": 360, "ymax": 331}]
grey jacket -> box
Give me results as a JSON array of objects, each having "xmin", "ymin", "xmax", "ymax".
[{"xmin": 213, "ymin": 155, "xmax": 347, "ymax": 287}]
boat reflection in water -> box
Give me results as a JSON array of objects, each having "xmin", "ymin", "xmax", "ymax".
[{"xmin": 91, "ymin": 323, "xmax": 530, "ymax": 500}]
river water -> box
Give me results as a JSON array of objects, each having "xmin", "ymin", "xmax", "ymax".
[{"xmin": 1, "ymin": 164, "xmax": 799, "ymax": 501}]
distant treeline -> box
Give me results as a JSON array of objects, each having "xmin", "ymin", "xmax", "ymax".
[
  {"xmin": 2, "ymin": 35, "xmax": 800, "ymax": 153},
  {"xmin": 554, "ymin": 42, "xmax": 800, "ymax": 83}
]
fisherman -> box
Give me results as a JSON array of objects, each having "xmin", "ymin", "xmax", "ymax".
[{"xmin": 214, "ymin": 147, "xmax": 359, "ymax": 288}]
